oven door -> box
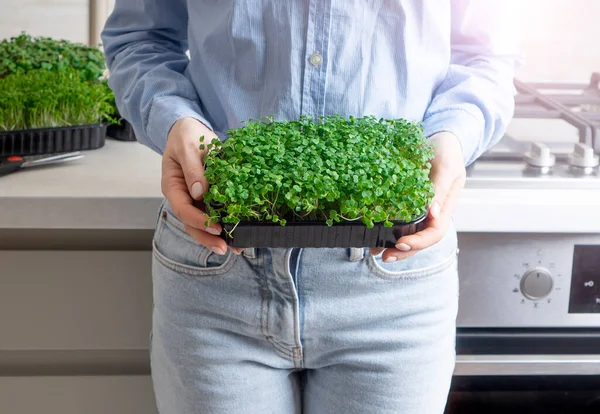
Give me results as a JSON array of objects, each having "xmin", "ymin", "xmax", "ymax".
[{"xmin": 446, "ymin": 328, "xmax": 600, "ymax": 414}]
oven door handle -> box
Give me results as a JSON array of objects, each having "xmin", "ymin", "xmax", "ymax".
[{"xmin": 455, "ymin": 354, "xmax": 600, "ymax": 376}]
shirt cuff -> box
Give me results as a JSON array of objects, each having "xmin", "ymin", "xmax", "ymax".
[
  {"xmin": 146, "ymin": 95, "xmax": 213, "ymax": 153},
  {"xmin": 422, "ymin": 108, "xmax": 484, "ymax": 166}
]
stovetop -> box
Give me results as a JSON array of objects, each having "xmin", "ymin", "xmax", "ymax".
[{"xmin": 466, "ymin": 73, "xmax": 600, "ymax": 189}]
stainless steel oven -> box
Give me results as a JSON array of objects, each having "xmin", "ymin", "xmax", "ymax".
[{"xmin": 445, "ymin": 75, "xmax": 600, "ymax": 413}]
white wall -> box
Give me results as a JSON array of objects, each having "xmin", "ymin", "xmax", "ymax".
[
  {"xmin": 515, "ymin": 0, "xmax": 600, "ymax": 83},
  {"xmin": 1, "ymin": 0, "xmax": 598, "ymax": 82},
  {"xmin": 1, "ymin": 0, "xmax": 90, "ymax": 44}
]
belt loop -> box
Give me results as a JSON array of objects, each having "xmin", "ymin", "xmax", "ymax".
[
  {"xmin": 243, "ymin": 248, "xmax": 256, "ymax": 259},
  {"xmin": 349, "ymin": 247, "xmax": 364, "ymax": 262}
]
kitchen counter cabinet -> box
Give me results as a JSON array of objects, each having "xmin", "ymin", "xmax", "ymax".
[{"xmin": 0, "ymin": 140, "xmax": 160, "ymax": 412}]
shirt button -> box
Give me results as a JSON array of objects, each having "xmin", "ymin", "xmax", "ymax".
[{"xmin": 309, "ymin": 52, "xmax": 323, "ymax": 66}]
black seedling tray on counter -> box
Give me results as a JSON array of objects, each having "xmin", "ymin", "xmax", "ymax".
[
  {"xmin": 221, "ymin": 214, "xmax": 428, "ymax": 248},
  {"xmin": 0, "ymin": 124, "xmax": 107, "ymax": 157},
  {"xmin": 107, "ymin": 120, "xmax": 137, "ymax": 142}
]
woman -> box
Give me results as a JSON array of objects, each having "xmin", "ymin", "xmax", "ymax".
[{"xmin": 102, "ymin": 1, "xmax": 519, "ymax": 412}]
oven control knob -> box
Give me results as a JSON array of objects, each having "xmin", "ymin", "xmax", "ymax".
[
  {"xmin": 520, "ymin": 267, "xmax": 554, "ymax": 300},
  {"xmin": 524, "ymin": 142, "xmax": 556, "ymax": 169},
  {"xmin": 568, "ymin": 143, "xmax": 599, "ymax": 169}
]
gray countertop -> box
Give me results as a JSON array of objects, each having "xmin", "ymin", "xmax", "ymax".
[
  {"xmin": 0, "ymin": 140, "xmax": 163, "ymax": 229},
  {"xmin": 2, "ymin": 139, "xmax": 600, "ymax": 233}
]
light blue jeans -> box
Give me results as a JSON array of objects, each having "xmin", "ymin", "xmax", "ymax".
[{"xmin": 150, "ymin": 200, "xmax": 459, "ymax": 413}]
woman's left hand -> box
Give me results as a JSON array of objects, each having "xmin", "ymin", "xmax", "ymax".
[{"xmin": 372, "ymin": 131, "xmax": 467, "ymax": 263}]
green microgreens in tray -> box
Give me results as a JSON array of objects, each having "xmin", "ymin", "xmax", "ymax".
[
  {"xmin": 0, "ymin": 69, "xmax": 116, "ymax": 131},
  {"xmin": 201, "ymin": 115, "xmax": 435, "ymax": 232},
  {"xmin": 0, "ymin": 32, "xmax": 106, "ymax": 82}
]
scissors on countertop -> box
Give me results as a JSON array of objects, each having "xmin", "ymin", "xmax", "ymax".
[{"xmin": 0, "ymin": 152, "xmax": 84, "ymax": 177}]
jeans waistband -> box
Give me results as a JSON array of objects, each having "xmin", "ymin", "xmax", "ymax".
[{"xmin": 242, "ymin": 247, "xmax": 365, "ymax": 261}]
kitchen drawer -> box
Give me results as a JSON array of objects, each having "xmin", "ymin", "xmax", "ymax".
[
  {"xmin": 0, "ymin": 376, "xmax": 157, "ymax": 414},
  {"xmin": 0, "ymin": 250, "xmax": 153, "ymax": 350}
]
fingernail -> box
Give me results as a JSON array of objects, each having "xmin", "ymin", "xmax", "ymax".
[
  {"xmin": 384, "ymin": 256, "xmax": 397, "ymax": 263},
  {"xmin": 191, "ymin": 182, "xmax": 204, "ymax": 199},
  {"xmin": 205, "ymin": 227, "xmax": 221, "ymax": 236},
  {"xmin": 395, "ymin": 243, "xmax": 411, "ymax": 252},
  {"xmin": 430, "ymin": 201, "xmax": 441, "ymax": 218},
  {"xmin": 209, "ymin": 245, "xmax": 226, "ymax": 255}
]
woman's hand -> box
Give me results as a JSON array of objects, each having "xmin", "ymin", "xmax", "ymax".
[
  {"xmin": 161, "ymin": 117, "xmax": 242, "ymax": 255},
  {"xmin": 373, "ymin": 132, "xmax": 467, "ymax": 262}
]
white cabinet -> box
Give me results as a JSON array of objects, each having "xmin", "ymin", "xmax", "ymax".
[
  {"xmin": 0, "ymin": 376, "xmax": 158, "ymax": 414},
  {"xmin": 0, "ymin": 249, "xmax": 156, "ymax": 412},
  {"xmin": 0, "ymin": 251, "xmax": 153, "ymax": 350}
]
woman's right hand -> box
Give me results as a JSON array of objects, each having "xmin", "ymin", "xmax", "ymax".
[{"xmin": 161, "ymin": 117, "xmax": 240, "ymax": 255}]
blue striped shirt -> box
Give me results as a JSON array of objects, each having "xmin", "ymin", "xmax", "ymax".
[{"xmin": 102, "ymin": 0, "xmax": 521, "ymax": 165}]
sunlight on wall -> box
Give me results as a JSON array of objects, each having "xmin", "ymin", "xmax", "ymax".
[{"xmin": 515, "ymin": 0, "xmax": 600, "ymax": 82}]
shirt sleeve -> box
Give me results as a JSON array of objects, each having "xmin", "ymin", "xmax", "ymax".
[
  {"xmin": 422, "ymin": 0, "xmax": 523, "ymax": 166},
  {"xmin": 101, "ymin": 0, "xmax": 212, "ymax": 154}
]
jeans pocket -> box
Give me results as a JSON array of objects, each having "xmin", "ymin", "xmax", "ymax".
[
  {"xmin": 366, "ymin": 247, "xmax": 458, "ymax": 280},
  {"xmin": 365, "ymin": 227, "xmax": 459, "ymax": 280},
  {"xmin": 152, "ymin": 202, "xmax": 235, "ymax": 277}
]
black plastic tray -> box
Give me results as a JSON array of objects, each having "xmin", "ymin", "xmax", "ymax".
[
  {"xmin": 0, "ymin": 124, "xmax": 107, "ymax": 157},
  {"xmin": 221, "ymin": 215, "xmax": 428, "ymax": 248},
  {"xmin": 106, "ymin": 120, "xmax": 137, "ymax": 142}
]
